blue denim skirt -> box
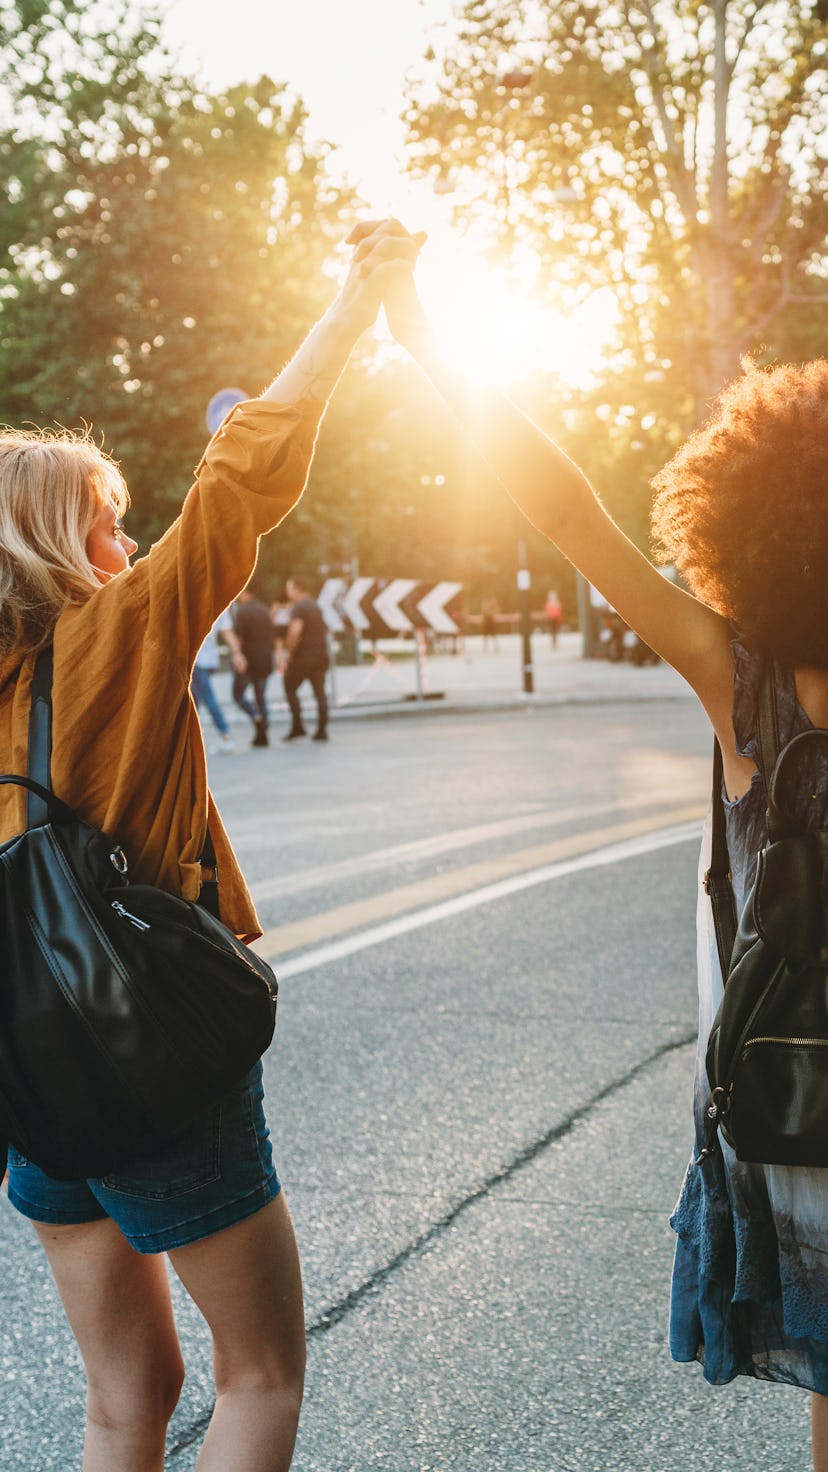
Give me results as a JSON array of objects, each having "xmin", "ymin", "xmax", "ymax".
[{"xmin": 5, "ymin": 1061, "xmax": 280, "ymax": 1254}]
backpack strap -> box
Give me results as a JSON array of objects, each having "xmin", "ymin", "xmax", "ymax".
[
  {"xmin": 26, "ymin": 642, "xmax": 219, "ymax": 911},
  {"xmin": 26, "ymin": 645, "xmax": 54, "ymax": 829},
  {"xmin": 704, "ymin": 657, "xmax": 778, "ymax": 979},
  {"xmin": 756, "ymin": 656, "xmax": 780, "ymax": 781},
  {"xmin": 704, "ymin": 739, "xmax": 738, "ymax": 977}
]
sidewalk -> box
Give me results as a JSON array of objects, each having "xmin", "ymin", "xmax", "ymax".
[{"xmin": 208, "ymin": 631, "xmax": 693, "ymax": 733}]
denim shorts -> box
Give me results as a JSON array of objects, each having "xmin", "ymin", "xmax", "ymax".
[{"xmin": 5, "ymin": 1061, "xmax": 280, "ymax": 1254}]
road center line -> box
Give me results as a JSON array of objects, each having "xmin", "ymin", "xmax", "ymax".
[
  {"xmin": 246, "ymin": 786, "xmax": 700, "ymax": 903},
  {"xmin": 255, "ymin": 808, "xmax": 704, "ymax": 976}
]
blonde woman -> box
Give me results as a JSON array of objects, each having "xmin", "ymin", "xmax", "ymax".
[{"xmin": 0, "ymin": 222, "xmax": 420, "ymax": 1472}]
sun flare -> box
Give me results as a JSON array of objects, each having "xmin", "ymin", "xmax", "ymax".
[
  {"xmin": 423, "ymin": 264, "xmax": 619, "ymax": 391},
  {"xmin": 361, "ymin": 175, "xmax": 618, "ymax": 390},
  {"xmin": 386, "ymin": 219, "xmax": 617, "ymax": 390}
]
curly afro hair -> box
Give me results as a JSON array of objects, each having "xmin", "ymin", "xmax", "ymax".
[{"xmin": 650, "ymin": 359, "xmax": 828, "ymax": 668}]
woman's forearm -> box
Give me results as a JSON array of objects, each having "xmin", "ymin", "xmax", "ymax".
[
  {"xmin": 403, "ymin": 319, "xmax": 597, "ymax": 552},
  {"xmin": 261, "ymin": 297, "xmax": 367, "ymax": 406},
  {"xmin": 263, "ymin": 224, "xmax": 423, "ymax": 407}
]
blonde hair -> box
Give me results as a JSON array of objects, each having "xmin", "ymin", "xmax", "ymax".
[{"xmin": 0, "ymin": 427, "xmax": 129, "ymax": 660}]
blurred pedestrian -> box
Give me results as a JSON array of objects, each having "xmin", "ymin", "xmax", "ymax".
[
  {"xmin": 481, "ymin": 596, "xmax": 500, "ymax": 652},
  {"xmin": 191, "ymin": 610, "xmax": 239, "ymax": 752},
  {"xmin": 544, "ymin": 588, "xmax": 563, "ymax": 648},
  {"xmin": 377, "ymin": 217, "xmax": 828, "ymax": 1471},
  {"xmin": 232, "ymin": 583, "xmax": 275, "ymax": 747},
  {"xmin": 281, "ymin": 575, "xmax": 330, "ymax": 742},
  {"xmin": 0, "ymin": 216, "xmax": 422, "ymax": 1471},
  {"xmin": 271, "ymin": 595, "xmax": 292, "ymax": 665}
]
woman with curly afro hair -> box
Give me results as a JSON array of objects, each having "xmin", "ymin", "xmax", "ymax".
[{"xmin": 364, "ymin": 215, "xmax": 828, "ymax": 1468}]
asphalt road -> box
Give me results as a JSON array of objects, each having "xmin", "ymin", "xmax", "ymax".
[{"xmin": 0, "ymin": 701, "xmax": 814, "ymax": 1470}]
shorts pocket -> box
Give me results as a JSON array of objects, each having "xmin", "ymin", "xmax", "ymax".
[{"xmin": 100, "ymin": 1102, "xmax": 222, "ymax": 1200}]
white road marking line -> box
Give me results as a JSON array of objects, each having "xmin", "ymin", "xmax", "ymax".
[
  {"xmin": 246, "ymin": 786, "xmax": 700, "ymax": 902},
  {"xmin": 260, "ymin": 819, "xmax": 701, "ymax": 978}
]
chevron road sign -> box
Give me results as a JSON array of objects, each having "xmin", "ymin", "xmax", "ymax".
[
  {"xmin": 372, "ymin": 579, "xmax": 418, "ymax": 633},
  {"xmin": 339, "ymin": 577, "xmax": 376, "ymax": 633},
  {"xmin": 317, "ymin": 579, "xmax": 463, "ymax": 637},
  {"xmin": 317, "ymin": 578, "xmax": 347, "ymax": 633},
  {"xmin": 400, "ymin": 582, "xmax": 463, "ymax": 634}
]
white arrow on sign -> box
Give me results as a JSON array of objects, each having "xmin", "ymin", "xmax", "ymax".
[
  {"xmin": 317, "ymin": 578, "xmax": 347, "ymax": 633},
  {"xmin": 341, "ymin": 576, "xmax": 375, "ymax": 632},
  {"xmin": 417, "ymin": 582, "xmax": 463, "ymax": 634},
  {"xmin": 372, "ymin": 578, "xmax": 418, "ymax": 633}
]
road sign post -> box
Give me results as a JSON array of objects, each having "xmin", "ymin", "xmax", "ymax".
[
  {"xmin": 315, "ymin": 576, "xmax": 464, "ymax": 706},
  {"xmin": 414, "ymin": 628, "xmax": 429, "ymax": 701},
  {"xmin": 517, "ymin": 543, "xmax": 535, "ymax": 694}
]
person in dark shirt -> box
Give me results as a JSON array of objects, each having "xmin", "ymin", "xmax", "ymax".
[
  {"xmin": 232, "ymin": 583, "xmax": 275, "ymax": 747},
  {"xmin": 281, "ymin": 575, "xmax": 330, "ymax": 741}
]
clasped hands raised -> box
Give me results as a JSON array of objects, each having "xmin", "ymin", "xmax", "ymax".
[{"xmin": 337, "ymin": 218, "xmax": 430, "ymax": 349}]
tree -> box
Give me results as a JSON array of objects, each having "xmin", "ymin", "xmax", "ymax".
[
  {"xmin": 0, "ymin": 0, "xmax": 355, "ymax": 541},
  {"xmin": 0, "ymin": 0, "xmax": 604, "ymax": 616},
  {"xmin": 404, "ymin": 0, "xmax": 828, "ymax": 413}
]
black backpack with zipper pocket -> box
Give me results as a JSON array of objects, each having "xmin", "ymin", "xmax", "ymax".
[
  {"xmin": 0, "ymin": 645, "xmax": 277, "ymax": 1182},
  {"xmin": 700, "ymin": 663, "xmax": 828, "ymax": 1167}
]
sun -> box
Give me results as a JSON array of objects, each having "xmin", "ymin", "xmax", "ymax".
[
  {"xmin": 414, "ymin": 231, "xmax": 619, "ymax": 391},
  {"xmin": 358, "ymin": 173, "xmax": 618, "ymax": 390},
  {"xmin": 368, "ymin": 200, "xmax": 618, "ymax": 390}
]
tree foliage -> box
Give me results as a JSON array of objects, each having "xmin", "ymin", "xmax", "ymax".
[
  {"xmin": 0, "ymin": 0, "xmax": 527, "ymax": 609},
  {"xmin": 0, "ymin": 0, "xmax": 615, "ymax": 617},
  {"xmin": 405, "ymin": 0, "xmax": 828, "ymax": 411},
  {"xmin": 0, "ymin": 0, "xmax": 355, "ymax": 541}
]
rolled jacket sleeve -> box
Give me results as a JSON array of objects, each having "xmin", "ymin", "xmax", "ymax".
[
  {"xmin": 128, "ymin": 397, "xmax": 327, "ymax": 674},
  {"xmin": 27, "ymin": 393, "xmax": 328, "ymax": 940}
]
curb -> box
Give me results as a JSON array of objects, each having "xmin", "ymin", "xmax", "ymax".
[
  {"xmin": 324, "ymin": 688, "xmax": 696, "ymax": 721},
  {"xmin": 215, "ymin": 685, "xmax": 695, "ymax": 732}
]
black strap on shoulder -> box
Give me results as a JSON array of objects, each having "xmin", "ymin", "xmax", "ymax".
[
  {"xmin": 704, "ymin": 656, "xmax": 779, "ymax": 980},
  {"xmin": 756, "ymin": 658, "xmax": 780, "ymax": 785},
  {"xmin": 704, "ymin": 738, "xmax": 738, "ymax": 978},
  {"xmin": 26, "ymin": 645, "xmax": 54, "ymax": 829},
  {"xmin": 26, "ymin": 641, "xmax": 220, "ymax": 915}
]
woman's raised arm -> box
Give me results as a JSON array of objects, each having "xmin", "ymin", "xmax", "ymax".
[{"xmin": 369, "ymin": 230, "xmax": 735, "ymax": 738}]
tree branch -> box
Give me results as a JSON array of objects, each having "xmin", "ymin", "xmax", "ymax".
[
  {"xmin": 710, "ymin": 0, "xmax": 731, "ymax": 237},
  {"xmin": 729, "ymin": 0, "xmax": 775, "ymax": 77},
  {"xmin": 623, "ymin": 0, "xmax": 699, "ymax": 227}
]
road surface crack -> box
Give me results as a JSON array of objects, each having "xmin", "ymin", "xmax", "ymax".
[{"xmin": 168, "ymin": 1029, "xmax": 694, "ymax": 1459}]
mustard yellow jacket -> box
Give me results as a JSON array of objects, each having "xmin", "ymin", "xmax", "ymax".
[{"xmin": 0, "ymin": 397, "xmax": 324, "ymax": 941}]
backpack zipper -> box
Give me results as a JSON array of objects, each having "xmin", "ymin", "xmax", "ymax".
[
  {"xmin": 110, "ymin": 901, "xmax": 151, "ymax": 932},
  {"xmin": 741, "ymin": 1036, "xmax": 828, "ymax": 1053}
]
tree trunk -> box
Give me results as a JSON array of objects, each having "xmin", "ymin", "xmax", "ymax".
[{"xmin": 703, "ymin": 0, "xmax": 741, "ymax": 395}]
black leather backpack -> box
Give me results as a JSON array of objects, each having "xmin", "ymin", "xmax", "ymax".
[
  {"xmin": 701, "ymin": 665, "xmax": 828, "ymax": 1167},
  {"xmin": 0, "ymin": 646, "xmax": 277, "ymax": 1181}
]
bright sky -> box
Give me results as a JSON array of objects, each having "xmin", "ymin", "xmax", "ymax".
[
  {"xmin": 161, "ymin": 0, "xmax": 618, "ymax": 387},
  {"xmin": 163, "ymin": 0, "xmax": 450, "ymax": 208}
]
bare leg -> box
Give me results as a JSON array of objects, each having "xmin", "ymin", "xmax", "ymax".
[
  {"xmin": 168, "ymin": 1193, "xmax": 305, "ymax": 1472},
  {"xmin": 813, "ymin": 1393, "xmax": 828, "ymax": 1470},
  {"xmin": 33, "ymin": 1218, "xmax": 185, "ymax": 1472}
]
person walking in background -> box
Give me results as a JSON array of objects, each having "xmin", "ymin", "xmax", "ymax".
[
  {"xmin": 191, "ymin": 610, "xmax": 239, "ymax": 753},
  {"xmin": 281, "ymin": 575, "xmax": 330, "ymax": 742},
  {"xmin": 271, "ymin": 595, "xmax": 292, "ymax": 667},
  {"xmin": 481, "ymin": 596, "xmax": 500, "ymax": 652},
  {"xmin": 370, "ymin": 215, "xmax": 828, "ymax": 1471},
  {"xmin": 544, "ymin": 588, "xmax": 564, "ymax": 649},
  {"xmin": 232, "ymin": 582, "xmax": 276, "ymax": 748}
]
